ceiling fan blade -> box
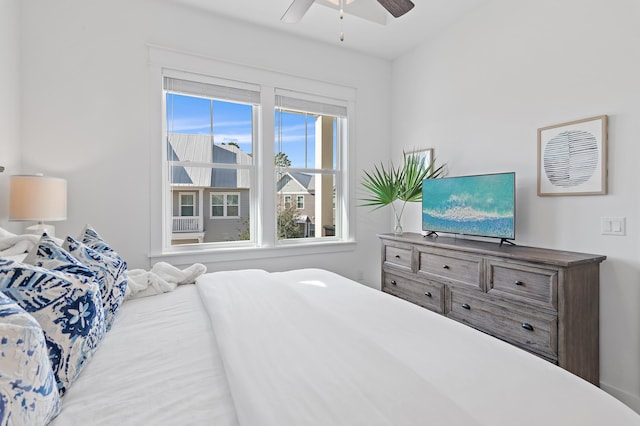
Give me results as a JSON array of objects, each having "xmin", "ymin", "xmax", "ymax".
[
  {"xmin": 281, "ymin": 0, "xmax": 316, "ymax": 23},
  {"xmin": 377, "ymin": 0, "xmax": 415, "ymax": 18}
]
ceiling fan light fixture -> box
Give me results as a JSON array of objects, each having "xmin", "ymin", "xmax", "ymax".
[
  {"xmin": 281, "ymin": 0, "xmax": 415, "ymax": 28},
  {"xmin": 325, "ymin": 0, "xmax": 355, "ymax": 6}
]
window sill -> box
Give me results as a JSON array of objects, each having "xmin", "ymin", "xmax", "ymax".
[{"xmin": 149, "ymin": 239, "xmax": 357, "ymax": 267}]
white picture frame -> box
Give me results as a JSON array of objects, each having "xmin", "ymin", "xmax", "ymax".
[
  {"xmin": 406, "ymin": 148, "xmax": 434, "ymax": 170},
  {"xmin": 537, "ymin": 115, "xmax": 607, "ymax": 196}
]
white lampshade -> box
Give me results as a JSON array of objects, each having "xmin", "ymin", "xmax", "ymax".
[{"xmin": 9, "ymin": 175, "xmax": 67, "ymax": 236}]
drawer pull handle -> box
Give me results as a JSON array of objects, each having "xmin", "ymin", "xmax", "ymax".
[
  {"xmin": 521, "ymin": 323, "xmax": 534, "ymax": 331},
  {"xmin": 424, "ymin": 292, "xmax": 432, "ymax": 298},
  {"xmin": 395, "ymin": 255, "xmax": 401, "ymax": 259},
  {"xmin": 390, "ymin": 280, "xmax": 397, "ymax": 286},
  {"xmin": 461, "ymin": 303, "xmax": 471, "ymax": 310},
  {"xmin": 442, "ymin": 264, "xmax": 450, "ymax": 270},
  {"xmin": 515, "ymin": 280, "xmax": 524, "ymax": 286}
]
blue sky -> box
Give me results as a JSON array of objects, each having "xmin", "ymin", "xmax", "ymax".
[{"xmin": 167, "ymin": 94, "xmax": 321, "ymax": 168}]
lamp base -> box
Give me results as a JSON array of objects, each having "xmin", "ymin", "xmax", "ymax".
[{"xmin": 25, "ymin": 223, "xmax": 56, "ymax": 238}]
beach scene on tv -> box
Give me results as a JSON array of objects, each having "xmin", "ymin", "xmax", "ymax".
[{"xmin": 422, "ymin": 172, "xmax": 515, "ymax": 239}]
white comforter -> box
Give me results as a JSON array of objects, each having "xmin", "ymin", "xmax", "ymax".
[
  {"xmin": 50, "ymin": 285, "xmax": 239, "ymax": 426},
  {"xmin": 197, "ymin": 268, "xmax": 640, "ymax": 426}
]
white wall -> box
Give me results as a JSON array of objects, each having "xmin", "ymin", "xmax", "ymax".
[
  {"xmin": 16, "ymin": 0, "xmax": 392, "ymax": 285},
  {"xmin": 392, "ymin": 0, "xmax": 640, "ymax": 411},
  {"xmin": 0, "ymin": 0, "xmax": 22, "ymax": 232}
]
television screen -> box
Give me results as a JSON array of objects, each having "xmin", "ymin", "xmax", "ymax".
[{"xmin": 422, "ymin": 172, "xmax": 515, "ymax": 240}]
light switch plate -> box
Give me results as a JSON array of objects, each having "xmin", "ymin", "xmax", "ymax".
[{"xmin": 601, "ymin": 217, "xmax": 626, "ymax": 236}]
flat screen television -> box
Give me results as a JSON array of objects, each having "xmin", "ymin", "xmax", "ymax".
[{"xmin": 422, "ymin": 172, "xmax": 516, "ymax": 243}]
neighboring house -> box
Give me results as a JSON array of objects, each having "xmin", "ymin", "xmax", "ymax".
[
  {"xmin": 277, "ymin": 171, "xmax": 316, "ymax": 237},
  {"xmin": 276, "ymin": 171, "xmax": 336, "ymax": 237},
  {"xmin": 169, "ymin": 133, "xmax": 251, "ymax": 244},
  {"xmin": 169, "ymin": 135, "xmax": 334, "ymax": 243}
]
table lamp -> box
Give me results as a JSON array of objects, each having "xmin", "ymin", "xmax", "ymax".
[{"xmin": 9, "ymin": 174, "xmax": 67, "ymax": 237}]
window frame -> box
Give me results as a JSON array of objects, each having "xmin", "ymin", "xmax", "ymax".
[
  {"xmin": 148, "ymin": 47, "xmax": 356, "ymax": 262},
  {"xmin": 296, "ymin": 195, "xmax": 305, "ymax": 209}
]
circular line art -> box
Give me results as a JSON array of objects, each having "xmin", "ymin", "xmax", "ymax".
[{"xmin": 543, "ymin": 130, "xmax": 598, "ymax": 188}]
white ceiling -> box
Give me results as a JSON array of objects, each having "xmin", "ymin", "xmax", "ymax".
[{"xmin": 169, "ymin": 0, "xmax": 486, "ymax": 60}]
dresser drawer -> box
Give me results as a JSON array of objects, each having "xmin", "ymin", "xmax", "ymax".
[
  {"xmin": 487, "ymin": 260, "xmax": 558, "ymax": 310},
  {"xmin": 383, "ymin": 271, "xmax": 445, "ymax": 314},
  {"xmin": 417, "ymin": 248, "xmax": 482, "ymax": 291},
  {"xmin": 383, "ymin": 244, "xmax": 413, "ymax": 271},
  {"xmin": 448, "ymin": 290, "xmax": 558, "ymax": 360}
]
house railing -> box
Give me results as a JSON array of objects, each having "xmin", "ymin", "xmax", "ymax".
[{"xmin": 172, "ymin": 216, "xmax": 203, "ymax": 233}]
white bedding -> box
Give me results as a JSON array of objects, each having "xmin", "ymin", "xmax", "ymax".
[
  {"xmin": 50, "ymin": 284, "xmax": 239, "ymax": 426},
  {"xmin": 197, "ymin": 268, "xmax": 640, "ymax": 426},
  {"xmin": 50, "ymin": 268, "xmax": 640, "ymax": 425}
]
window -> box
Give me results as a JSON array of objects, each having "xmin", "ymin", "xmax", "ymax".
[
  {"xmin": 179, "ymin": 193, "xmax": 195, "ymax": 216},
  {"xmin": 154, "ymin": 50, "xmax": 354, "ymax": 255},
  {"xmin": 227, "ymin": 194, "xmax": 239, "ymax": 217},
  {"xmin": 275, "ymin": 91, "xmax": 346, "ymax": 240},
  {"xmin": 211, "ymin": 192, "xmax": 240, "ymax": 218},
  {"xmin": 164, "ymin": 75, "xmax": 257, "ymax": 245}
]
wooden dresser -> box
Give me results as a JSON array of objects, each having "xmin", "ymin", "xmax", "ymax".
[{"xmin": 378, "ymin": 232, "xmax": 606, "ymax": 385}]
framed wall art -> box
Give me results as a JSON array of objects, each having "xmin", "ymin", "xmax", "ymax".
[
  {"xmin": 537, "ymin": 115, "xmax": 607, "ymax": 196},
  {"xmin": 406, "ymin": 148, "xmax": 433, "ymax": 170}
]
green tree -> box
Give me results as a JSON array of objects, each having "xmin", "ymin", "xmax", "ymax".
[
  {"xmin": 237, "ymin": 216, "xmax": 250, "ymax": 241},
  {"xmin": 275, "ymin": 152, "xmax": 292, "ymax": 167},
  {"xmin": 277, "ymin": 204, "xmax": 303, "ymax": 239}
]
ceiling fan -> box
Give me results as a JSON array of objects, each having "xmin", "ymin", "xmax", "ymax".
[{"xmin": 281, "ymin": 0, "xmax": 415, "ymax": 24}]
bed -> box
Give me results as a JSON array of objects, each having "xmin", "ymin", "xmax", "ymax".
[
  {"xmin": 2, "ymin": 230, "xmax": 640, "ymax": 425},
  {"xmin": 55, "ymin": 269, "xmax": 640, "ymax": 425}
]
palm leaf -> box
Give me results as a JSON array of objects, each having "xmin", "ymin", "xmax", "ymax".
[
  {"xmin": 360, "ymin": 151, "xmax": 446, "ymax": 209},
  {"xmin": 359, "ymin": 162, "xmax": 401, "ymax": 209},
  {"xmin": 398, "ymin": 152, "xmax": 445, "ymax": 202}
]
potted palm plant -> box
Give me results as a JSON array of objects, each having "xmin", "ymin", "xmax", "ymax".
[{"xmin": 360, "ymin": 151, "xmax": 445, "ymax": 235}]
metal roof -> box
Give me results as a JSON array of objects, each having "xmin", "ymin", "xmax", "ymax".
[{"xmin": 168, "ymin": 133, "xmax": 251, "ymax": 188}]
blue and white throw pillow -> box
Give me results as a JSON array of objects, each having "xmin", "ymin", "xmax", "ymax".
[
  {"xmin": 24, "ymin": 234, "xmax": 96, "ymax": 282},
  {"xmin": 80, "ymin": 224, "xmax": 129, "ymax": 305},
  {"xmin": 0, "ymin": 259, "xmax": 105, "ymax": 396},
  {"xmin": 0, "ymin": 291, "xmax": 60, "ymax": 425},
  {"xmin": 63, "ymin": 237, "xmax": 127, "ymax": 331},
  {"xmin": 80, "ymin": 224, "xmax": 122, "ymax": 260}
]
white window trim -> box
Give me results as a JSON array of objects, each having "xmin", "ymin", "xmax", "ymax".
[
  {"xmin": 210, "ymin": 192, "xmax": 241, "ymax": 219},
  {"xmin": 148, "ymin": 45, "xmax": 356, "ymax": 261},
  {"xmin": 296, "ymin": 195, "xmax": 305, "ymax": 209}
]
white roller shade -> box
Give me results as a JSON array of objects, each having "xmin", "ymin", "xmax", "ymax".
[
  {"xmin": 275, "ymin": 89, "xmax": 347, "ymax": 117},
  {"xmin": 164, "ymin": 77, "xmax": 260, "ymax": 104}
]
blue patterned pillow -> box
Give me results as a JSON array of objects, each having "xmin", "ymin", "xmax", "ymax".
[
  {"xmin": 24, "ymin": 234, "xmax": 96, "ymax": 282},
  {"xmin": 63, "ymin": 237, "xmax": 127, "ymax": 331},
  {"xmin": 79, "ymin": 225, "xmax": 129, "ymax": 305},
  {"xmin": 80, "ymin": 224, "xmax": 122, "ymax": 260},
  {"xmin": 0, "ymin": 291, "xmax": 60, "ymax": 425},
  {"xmin": 0, "ymin": 259, "xmax": 105, "ymax": 396}
]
